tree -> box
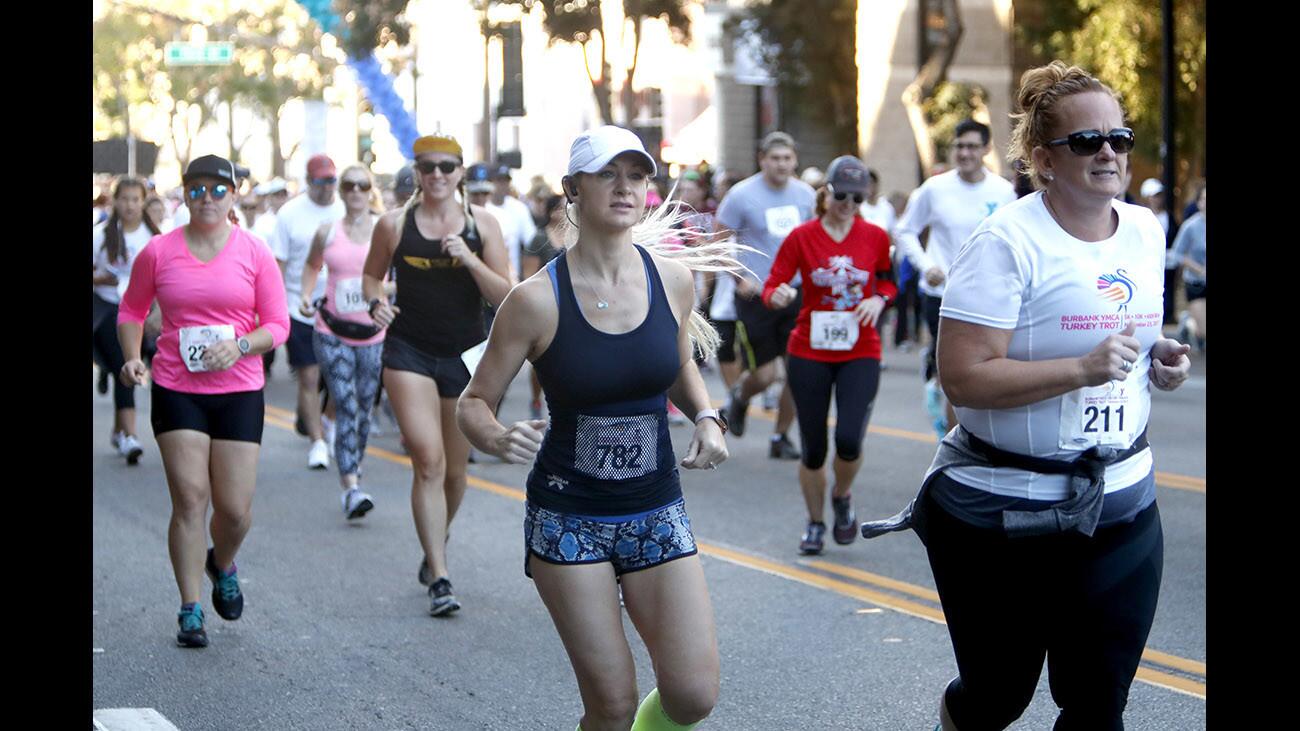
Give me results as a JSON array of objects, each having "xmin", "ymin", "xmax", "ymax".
[
  {"xmin": 330, "ymin": 0, "xmax": 413, "ymax": 59},
  {"xmin": 727, "ymin": 0, "xmax": 859, "ymax": 154},
  {"xmin": 487, "ymin": 1, "xmax": 694, "ymax": 126},
  {"xmin": 1014, "ymin": 0, "xmax": 1207, "ymax": 195}
]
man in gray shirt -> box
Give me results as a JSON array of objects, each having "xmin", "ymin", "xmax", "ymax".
[{"xmin": 716, "ymin": 131, "xmax": 817, "ymax": 459}]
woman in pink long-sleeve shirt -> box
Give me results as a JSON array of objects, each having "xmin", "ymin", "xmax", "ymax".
[{"xmin": 117, "ymin": 154, "xmax": 290, "ymax": 649}]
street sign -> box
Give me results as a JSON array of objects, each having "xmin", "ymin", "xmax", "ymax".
[{"xmin": 164, "ymin": 42, "xmax": 234, "ymax": 66}]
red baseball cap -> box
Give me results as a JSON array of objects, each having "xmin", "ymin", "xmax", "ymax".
[{"xmin": 306, "ymin": 154, "xmax": 337, "ymax": 181}]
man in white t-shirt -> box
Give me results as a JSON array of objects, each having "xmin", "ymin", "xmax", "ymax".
[
  {"xmin": 893, "ymin": 120, "xmax": 1017, "ymax": 434},
  {"xmin": 251, "ymin": 178, "xmax": 290, "ymax": 246},
  {"xmin": 486, "ymin": 163, "xmax": 536, "ymax": 280},
  {"xmin": 269, "ymin": 154, "xmax": 345, "ymax": 470}
]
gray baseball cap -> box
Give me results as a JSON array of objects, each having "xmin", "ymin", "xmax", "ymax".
[{"xmin": 825, "ymin": 155, "xmax": 871, "ymax": 195}]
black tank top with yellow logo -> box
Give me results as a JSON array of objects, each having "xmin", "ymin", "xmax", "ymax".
[{"xmin": 388, "ymin": 206, "xmax": 486, "ymax": 357}]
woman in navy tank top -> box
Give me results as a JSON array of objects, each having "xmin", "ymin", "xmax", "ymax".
[
  {"xmin": 458, "ymin": 127, "xmax": 741, "ymax": 731},
  {"xmin": 363, "ymin": 134, "xmax": 514, "ymax": 617}
]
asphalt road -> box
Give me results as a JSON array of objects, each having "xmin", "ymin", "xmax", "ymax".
[{"xmin": 92, "ymin": 341, "xmax": 1206, "ymax": 730}]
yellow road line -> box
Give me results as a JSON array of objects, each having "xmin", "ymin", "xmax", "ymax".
[{"xmin": 261, "ymin": 405, "xmax": 1205, "ymax": 698}]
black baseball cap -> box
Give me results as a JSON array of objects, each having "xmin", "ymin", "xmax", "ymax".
[
  {"xmin": 491, "ymin": 163, "xmax": 512, "ymax": 180},
  {"xmin": 394, "ymin": 165, "xmax": 416, "ymax": 197},
  {"xmin": 825, "ymin": 155, "xmax": 871, "ymax": 195},
  {"xmin": 183, "ymin": 154, "xmax": 238, "ymax": 186}
]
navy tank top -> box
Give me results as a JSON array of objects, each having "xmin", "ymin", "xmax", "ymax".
[
  {"xmin": 526, "ymin": 245, "xmax": 682, "ymax": 515},
  {"xmin": 388, "ymin": 207, "xmax": 485, "ymax": 357}
]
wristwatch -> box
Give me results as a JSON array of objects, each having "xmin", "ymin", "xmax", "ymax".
[
  {"xmin": 695, "ymin": 408, "xmax": 728, "ymax": 434},
  {"xmin": 237, "ymin": 337, "xmax": 252, "ymax": 356}
]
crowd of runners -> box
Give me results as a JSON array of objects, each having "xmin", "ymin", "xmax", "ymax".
[{"xmin": 94, "ymin": 59, "xmax": 1202, "ymax": 730}]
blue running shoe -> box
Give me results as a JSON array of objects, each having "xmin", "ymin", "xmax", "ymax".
[
  {"xmin": 176, "ymin": 605, "xmax": 208, "ymax": 648},
  {"xmin": 924, "ymin": 378, "xmax": 947, "ymax": 439},
  {"xmin": 205, "ymin": 548, "xmax": 244, "ymax": 621}
]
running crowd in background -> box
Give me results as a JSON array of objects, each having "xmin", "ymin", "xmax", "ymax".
[{"xmin": 94, "ymin": 58, "xmax": 1201, "ymax": 729}]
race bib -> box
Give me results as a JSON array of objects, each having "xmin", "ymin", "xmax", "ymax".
[
  {"xmin": 810, "ymin": 310, "xmax": 858, "ymax": 351},
  {"xmin": 1058, "ymin": 382, "xmax": 1138, "ymax": 448},
  {"xmin": 764, "ymin": 205, "xmax": 801, "ymax": 238},
  {"xmin": 334, "ymin": 277, "xmax": 367, "ymax": 313},
  {"xmin": 179, "ymin": 324, "xmax": 236, "ymax": 373},
  {"xmin": 460, "ymin": 339, "xmax": 488, "ymax": 377},
  {"xmin": 574, "ymin": 413, "xmax": 658, "ymax": 480}
]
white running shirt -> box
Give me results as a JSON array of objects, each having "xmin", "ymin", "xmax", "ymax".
[{"xmin": 940, "ymin": 192, "xmax": 1167, "ymax": 501}]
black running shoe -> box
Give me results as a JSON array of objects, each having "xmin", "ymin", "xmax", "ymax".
[
  {"xmin": 205, "ymin": 549, "xmax": 244, "ymax": 621},
  {"xmin": 428, "ymin": 577, "xmax": 461, "ymax": 616},
  {"xmin": 799, "ymin": 521, "xmax": 827, "ymax": 555},
  {"xmin": 176, "ymin": 605, "xmax": 209, "ymax": 648},
  {"xmin": 726, "ymin": 384, "xmax": 749, "ymax": 437},
  {"xmin": 768, "ymin": 434, "xmax": 801, "ymax": 460},
  {"xmin": 831, "ymin": 496, "xmax": 857, "ymax": 545},
  {"xmin": 417, "ymin": 557, "xmax": 433, "ymax": 587}
]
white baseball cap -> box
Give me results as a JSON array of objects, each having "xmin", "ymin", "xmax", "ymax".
[
  {"xmin": 567, "ymin": 126, "xmax": 657, "ymax": 178},
  {"xmin": 1139, "ymin": 178, "xmax": 1163, "ymax": 198},
  {"xmin": 253, "ymin": 178, "xmax": 288, "ymax": 196}
]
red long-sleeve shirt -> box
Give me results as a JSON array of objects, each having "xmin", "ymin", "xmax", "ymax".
[{"xmin": 762, "ymin": 217, "xmax": 897, "ymax": 362}]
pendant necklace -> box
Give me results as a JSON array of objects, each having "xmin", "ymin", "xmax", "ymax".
[{"xmin": 572, "ymin": 255, "xmax": 613, "ymax": 310}]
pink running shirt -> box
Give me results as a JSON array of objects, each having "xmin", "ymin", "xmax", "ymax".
[
  {"xmin": 314, "ymin": 219, "xmax": 386, "ymax": 347},
  {"xmin": 118, "ymin": 227, "xmax": 290, "ymax": 394}
]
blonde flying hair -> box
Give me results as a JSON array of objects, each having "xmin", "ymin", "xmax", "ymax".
[
  {"xmin": 1008, "ymin": 60, "xmax": 1125, "ymax": 190},
  {"xmin": 561, "ymin": 176, "xmax": 759, "ymax": 359}
]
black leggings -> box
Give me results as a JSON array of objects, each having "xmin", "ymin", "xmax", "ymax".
[
  {"xmin": 923, "ymin": 483, "xmax": 1163, "ymax": 731},
  {"xmin": 92, "ymin": 294, "xmax": 134, "ymax": 411},
  {"xmin": 923, "ymin": 294, "xmax": 943, "ymax": 381},
  {"xmin": 785, "ymin": 355, "xmax": 880, "ymax": 470}
]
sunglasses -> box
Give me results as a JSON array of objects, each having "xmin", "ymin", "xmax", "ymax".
[
  {"xmin": 832, "ymin": 191, "xmax": 865, "ymax": 204},
  {"xmin": 309, "ymin": 176, "xmax": 337, "ymax": 186},
  {"xmin": 186, "ymin": 184, "xmax": 230, "ymax": 201},
  {"xmin": 1046, "ymin": 127, "xmax": 1135, "ymax": 156},
  {"xmin": 340, "ymin": 180, "xmax": 372, "ymax": 193},
  {"xmin": 415, "ymin": 160, "xmax": 460, "ymax": 176}
]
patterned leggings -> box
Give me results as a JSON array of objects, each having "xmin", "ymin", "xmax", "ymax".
[{"xmin": 312, "ymin": 331, "xmax": 384, "ymax": 478}]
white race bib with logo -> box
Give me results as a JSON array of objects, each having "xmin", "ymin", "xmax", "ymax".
[
  {"xmin": 810, "ymin": 310, "xmax": 858, "ymax": 351},
  {"xmin": 179, "ymin": 325, "xmax": 236, "ymax": 373},
  {"xmin": 1058, "ymin": 382, "xmax": 1137, "ymax": 448},
  {"xmin": 334, "ymin": 277, "xmax": 367, "ymax": 314},
  {"xmin": 574, "ymin": 413, "xmax": 658, "ymax": 480},
  {"xmin": 764, "ymin": 205, "xmax": 801, "ymax": 238}
]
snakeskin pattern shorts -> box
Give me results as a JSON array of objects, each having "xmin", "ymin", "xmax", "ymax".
[{"xmin": 524, "ymin": 498, "xmax": 697, "ymax": 578}]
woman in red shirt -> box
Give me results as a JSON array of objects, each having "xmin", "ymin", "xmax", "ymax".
[{"xmin": 763, "ymin": 155, "xmax": 897, "ymax": 554}]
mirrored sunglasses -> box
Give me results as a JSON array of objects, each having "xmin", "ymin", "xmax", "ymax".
[{"xmin": 186, "ymin": 184, "xmax": 230, "ymax": 201}]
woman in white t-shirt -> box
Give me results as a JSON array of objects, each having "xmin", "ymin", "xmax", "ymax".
[
  {"xmin": 93, "ymin": 176, "xmax": 161, "ymax": 464},
  {"xmin": 887, "ymin": 62, "xmax": 1192, "ymax": 730}
]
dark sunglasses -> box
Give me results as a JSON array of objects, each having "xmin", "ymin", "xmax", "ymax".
[
  {"xmin": 832, "ymin": 191, "xmax": 865, "ymax": 204},
  {"xmin": 415, "ymin": 160, "xmax": 460, "ymax": 175},
  {"xmin": 186, "ymin": 184, "xmax": 230, "ymax": 201},
  {"xmin": 340, "ymin": 180, "xmax": 372, "ymax": 193},
  {"xmin": 1046, "ymin": 127, "xmax": 1135, "ymax": 156},
  {"xmin": 309, "ymin": 176, "xmax": 338, "ymax": 186}
]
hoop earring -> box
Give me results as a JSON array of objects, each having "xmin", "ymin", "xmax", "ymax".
[{"xmin": 565, "ymin": 203, "xmax": 579, "ymax": 228}]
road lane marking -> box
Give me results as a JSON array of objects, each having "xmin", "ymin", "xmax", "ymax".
[
  {"xmin": 93, "ymin": 708, "xmax": 181, "ymax": 731},
  {"xmin": 261, "ymin": 404, "xmax": 1206, "ymax": 699},
  {"xmin": 713, "ymin": 401, "xmax": 1207, "ymax": 494}
]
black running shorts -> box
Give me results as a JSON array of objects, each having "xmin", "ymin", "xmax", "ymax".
[{"xmin": 150, "ymin": 383, "xmax": 265, "ymax": 443}]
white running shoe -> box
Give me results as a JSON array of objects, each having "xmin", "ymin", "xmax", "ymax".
[
  {"xmin": 341, "ymin": 487, "xmax": 374, "ymax": 520},
  {"xmin": 321, "ymin": 415, "xmax": 336, "ymax": 458},
  {"xmin": 110, "ymin": 431, "xmax": 123, "ymax": 451},
  {"xmin": 118, "ymin": 434, "xmax": 144, "ymax": 465},
  {"xmin": 307, "ymin": 439, "xmax": 330, "ymax": 470}
]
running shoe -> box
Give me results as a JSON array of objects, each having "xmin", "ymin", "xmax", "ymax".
[
  {"xmin": 307, "ymin": 439, "xmax": 330, "ymax": 470},
  {"xmin": 667, "ymin": 402, "xmax": 690, "ymax": 426},
  {"xmin": 769, "ymin": 434, "xmax": 801, "ymax": 460},
  {"xmin": 294, "ymin": 414, "xmax": 309, "ymax": 437},
  {"xmin": 176, "ymin": 605, "xmax": 208, "ymax": 648},
  {"xmin": 322, "ymin": 415, "xmax": 336, "ymax": 459},
  {"xmin": 205, "ymin": 548, "xmax": 244, "ymax": 621},
  {"xmin": 428, "ymin": 577, "xmax": 461, "ymax": 616},
  {"xmin": 799, "ymin": 521, "xmax": 827, "ymax": 555},
  {"xmin": 110, "ymin": 431, "xmax": 123, "ymax": 452},
  {"xmin": 342, "ymin": 488, "xmax": 374, "ymax": 520},
  {"xmin": 831, "ymin": 496, "xmax": 857, "ymax": 545},
  {"xmin": 762, "ymin": 386, "xmax": 779, "ymax": 412},
  {"xmin": 725, "ymin": 384, "xmax": 749, "ymax": 437},
  {"xmin": 417, "ymin": 557, "xmax": 433, "ymax": 587},
  {"xmin": 97, "ymin": 368, "xmax": 110, "ymax": 395},
  {"xmin": 118, "ymin": 434, "xmax": 144, "ymax": 465}
]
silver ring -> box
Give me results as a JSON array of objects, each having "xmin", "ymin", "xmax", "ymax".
[{"xmin": 1120, "ymin": 359, "xmax": 1134, "ymax": 373}]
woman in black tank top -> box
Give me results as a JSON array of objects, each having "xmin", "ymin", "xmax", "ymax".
[
  {"xmin": 361, "ymin": 135, "xmax": 513, "ymax": 617},
  {"xmin": 457, "ymin": 127, "xmax": 741, "ymax": 730}
]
